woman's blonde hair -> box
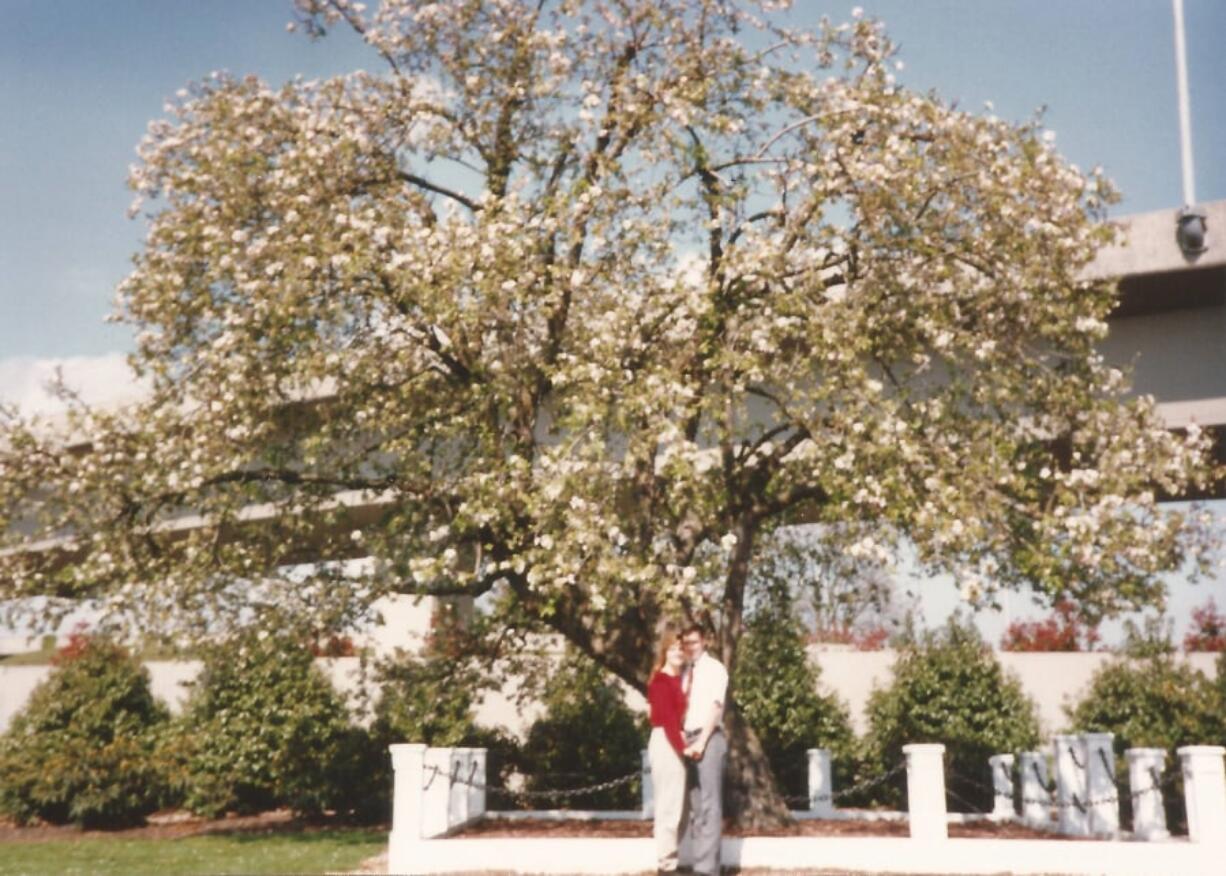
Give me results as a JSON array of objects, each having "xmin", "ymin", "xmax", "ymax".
[{"xmin": 653, "ymin": 623, "xmax": 683, "ymax": 673}]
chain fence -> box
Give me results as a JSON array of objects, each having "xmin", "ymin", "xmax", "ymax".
[
  {"xmin": 946, "ymin": 758, "xmax": 1183, "ymax": 813},
  {"xmin": 423, "ymin": 762, "xmax": 641, "ymax": 805},
  {"xmin": 420, "ymin": 745, "xmax": 1188, "ymax": 815},
  {"xmin": 785, "ymin": 760, "xmax": 908, "ymax": 807}
]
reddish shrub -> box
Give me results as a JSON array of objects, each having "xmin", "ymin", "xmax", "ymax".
[
  {"xmin": 813, "ymin": 624, "xmax": 890, "ymax": 651},
  {"xmin": 51, "ymin": 624, "xmax": 97, "ymax": 665},
  {"xmin": 1183, "ymin": 598, "xmax": 1226, "ymax": 652},
  {"xmin": 1001, "ymin": 600, "xmax": 1100, "ymax": 652}
]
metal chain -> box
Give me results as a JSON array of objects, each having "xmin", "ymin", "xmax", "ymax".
[
  {"xmin": 1030, "ymin": 760, "xmax": 1056, "ymax": 794},
  {"xmin": 422, "ymin": 764, "xmax": 641, "ymax": 803},
  {"xmin": 943, "ymin": 781, "xmax": 991, "ymax": 816},
  {"xmin": 946, "ymin": 767, "xmax": 1110, "ymax": 810},
  {"xmin": 785, "ymin": 761, "xmax": 909, "ymax": 806},
  {"xmin": 425, "ymin": 753, "xmax": 1183, "ymax": 811},
  {"xmin": 979, "ymin": 769, "xmax": 1171, "ymax": 809},
  {"xmin": 829, "ymin": 760, "xmax": 909, "ymax": 803},
  {"xmin": 1097, "ymin": 747, "xmax": 1117, "ymax": 785}
]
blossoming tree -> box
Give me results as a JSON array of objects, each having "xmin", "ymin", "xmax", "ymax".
[{"xmin": 0, "ymin": 0, "xmax": 1216, "ymax": 824}]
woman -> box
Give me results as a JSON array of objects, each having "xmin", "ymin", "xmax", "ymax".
[{"xmin": 647, "ymin": 626, "xmax": 688, "ymax": 874}]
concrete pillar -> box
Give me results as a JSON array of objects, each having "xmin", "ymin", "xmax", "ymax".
[
  {"xmin": 389, "ymin": 743, "xmax": 426, "ymax": 875},
  {"xmin": 421, "ymin": 746, "xmax": 453, "ymax": 839},
  {"xmin": 988, "ymin": 753, "xmax": 1016, "ymax": 820},
  {"xmin": 1083, "ymin": 732, "xmax": 1119, "ymax": 836},
  {"xmin": 468, "ymin": 747, "xmax": 487, "ymax": 819},
  {"xmin": 1126, "ymin": 748, "xmax": 1169, "ymax": 841},
  {"xmin": 807, "ymin": 748, "xmax": 835, "ymax": 817},
  {"xmin": 449, "ymin": 748, "xmax": 471, "ymax": 827},
  {"xmin": 1019, "ymin": 751, "xmax": 1053, "ymax": 827},
  {"xmin": 390, "ymin": 743, "xmax": 427, "ymax": 841},
  {"xmin": 1178, "ymin": 745, "xmax": 1226, "ymax": 845},
  {"xmin": 1053, "ymin": 734, "xmax": 1090, "ymax": 836},
  {"xmin": 641, "ymin": 749, "xmax": 653, "ymax": 818},
  {"xmin": 903, "ymin": 743, "xmax": 948, "ymax": 841}
]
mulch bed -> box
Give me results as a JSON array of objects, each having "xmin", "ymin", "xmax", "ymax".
[
  {"xmin": 455, "ymin": 816, "xmax": 1087, "ymax": 841},
  {"xmin": 0, "ymin": 809, "xmax": 384, "ymax": 843}
]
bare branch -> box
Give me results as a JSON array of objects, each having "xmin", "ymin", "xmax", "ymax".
[
  {"xmin": 729, "ymin": 208, "xmax": 786, "ymax": 245},
  {"xmin": 397, "ymin": 170, "xmax": 481, "ymax": 213},
  {"xmin": 324, "ymin": 0, "xmax": 405, "ymax": 78}
]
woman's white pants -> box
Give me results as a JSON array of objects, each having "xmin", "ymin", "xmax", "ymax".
[{"xmin": 648, "ymin": 727, "xmax": 688, "ymax": 872}]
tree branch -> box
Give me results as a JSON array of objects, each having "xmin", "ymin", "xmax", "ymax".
[
  {"xmin": 397, "ymin": 171, "xmax": 481, "ymax": 213},
  {"xmin": 324, "ymin": 0, "xmax": 405, "ymax": 79}
]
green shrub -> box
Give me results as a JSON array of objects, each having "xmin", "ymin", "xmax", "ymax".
[
  {"xmin": 0, "ymin": 634, "xmax": 170, "ymax": 827},
  {"xmin": 366, "ymin": 636, "xmax": 520, "ymax": 818},
  {"xmin": 1066, "ymin": 655, "xmax": 1225, "ymax": 832},
  {"xmin": 735, "ymin": 585, "xmax": 857, "ymax": 803},
  {"xmin": 170, "ymin": 632, "xmax": 367, "ymax": 818},
  {"xmin": 861, "ymin": 618, "xmax": 1041, "ymax": 811},
  {"xmin": 519, "ymin": 650, "xmax": 644, "ymax": 810},
  {"xmin": 372, "ymin": 646, "xmax": 491, "ymax": 748}
]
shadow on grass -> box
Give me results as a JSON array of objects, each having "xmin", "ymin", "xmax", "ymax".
[{"xmin": 224, "ymin": 826, "xmax": 385, "ymax": 846}]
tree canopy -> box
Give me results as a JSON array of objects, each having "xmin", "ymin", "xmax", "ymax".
[{"xmin": 0, "ymin": 0, "xmax": 1215, "ymax": 824}]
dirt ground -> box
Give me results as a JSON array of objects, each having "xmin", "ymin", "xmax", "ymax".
[
  {"xmin": 0, "ymin": 812, "xmax": 1086, "ymax": 875},
  {"xmin": 455, "ymin": 816, "xmax": 1083, "ymax": 841}
]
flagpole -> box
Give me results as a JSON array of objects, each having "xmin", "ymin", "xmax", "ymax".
[{"xmin": 1172, "ymin": 0, "xmax": 1196, "ymax": 206}]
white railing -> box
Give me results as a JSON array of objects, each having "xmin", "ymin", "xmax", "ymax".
[{"xmin": 390, "ymin": 739, "xmax": 1226, "ymax": 874}]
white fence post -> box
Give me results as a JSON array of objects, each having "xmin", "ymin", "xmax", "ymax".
[
  {"xmin": 468, "ymin": 747, "xmax": 487, "ymax": 819},
  {"xmin": 421, "ymin": 746, "xmax": 454, "ymax": 839},
  {"xmin": 988, "ymin": 753, "xmax": 1015, "ymax": 820},
  {"xmin": 449, "ymin": 748, "xmax": 471, "ymax": 828},
  {"xmin": 1019, "ymin": 751, "xmax": 1053, "ymax": 827},
  {"xmin": 807, "ymin": 748, "xmax": 834, "ymax": 817},
  {"xmin": 1178, "ymin": 745, "xmax": 1226, "ymax": 845},
  {"xmin": 390, "ymin": 743, "xmax": 427, "ymax": 841},
  {"xmin": 389, "ymin": 743, "xmax": 427, "ymax": 875},
  {"xmin": 641, "ymin": 749, "xmax": 654, "ymax": 819},
  {"xmin": 1082, "ymin": 732, "xmax": 1119, "ymax": 836},
  {"xmin": 1053, "ymin": 734, "xmax": 1090, "ymax": 836},
  {"xmin": 903, "ymin": 743, "xmax": 947, "ymax": 841},
  {"xmin": 1126, "ymin": 747, "xmax": 1169, "ymax": 841}
]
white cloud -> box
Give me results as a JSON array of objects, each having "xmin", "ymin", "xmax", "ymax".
[{"xmin": 0, "ymin": 353, "xmax": 147, "ymax": 416}]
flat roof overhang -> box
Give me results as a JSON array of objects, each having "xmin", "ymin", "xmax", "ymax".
[{"xmin": 1089, "ymin": 199, "xmax": 1226, "ymax": 319}]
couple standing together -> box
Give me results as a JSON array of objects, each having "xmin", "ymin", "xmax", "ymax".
[{"xmin": 647, "ymin": 623, "xmax": 727, "ymax": 876}]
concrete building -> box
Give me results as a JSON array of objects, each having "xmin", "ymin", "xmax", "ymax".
[{"xmin": 1089, "ymin": 199, "xmax": 1226, "ymax": 488}]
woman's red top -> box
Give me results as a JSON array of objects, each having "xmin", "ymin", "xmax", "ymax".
[{"xmin": 648, "ymin": 670, "xmax": 687, "ymax": 756}]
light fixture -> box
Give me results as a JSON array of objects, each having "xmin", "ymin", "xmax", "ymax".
[{"xmin": 1176, "ymin": 205, "xmax": 1208, "ymax": 256}]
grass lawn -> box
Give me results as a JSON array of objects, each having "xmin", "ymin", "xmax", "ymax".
[{"xmin": 0, "ymin": 828, "xmax": 385, "ymax": 876}]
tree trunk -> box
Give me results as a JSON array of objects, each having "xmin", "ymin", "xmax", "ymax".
[
  {"xmin": 714, "ymin": 514, "xmax": 793, "ymax": 829},
  {"xmin": 723, "ymin": 696, "xmax": 793, "ymax": 829}
]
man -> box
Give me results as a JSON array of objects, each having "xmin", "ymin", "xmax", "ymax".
[{"xmin": 681, "ymin": 623, "xmax": 728, "ymax": 876}]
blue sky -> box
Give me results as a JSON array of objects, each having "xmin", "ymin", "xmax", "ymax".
[
  {"xmin": 1, "ymin": 1, "xmax": 1224, "ymax": 642},
  {"xmin": 2, "ymin": 1, "xmax": 1224, "ymax": 359}
]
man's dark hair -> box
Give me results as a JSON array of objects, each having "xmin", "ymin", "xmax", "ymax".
[{"xmin": 682, "ymin": 623, "xmax": 706, "ymax": 638}]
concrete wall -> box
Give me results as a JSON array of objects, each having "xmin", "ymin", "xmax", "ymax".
[
  {"xmin": 1, "ymin": 649, "xmax": 1217, "ymax": 740},
  {"xmin": 1102, "ymin": 302, "xmax": 1226, "ymax": 428}
]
